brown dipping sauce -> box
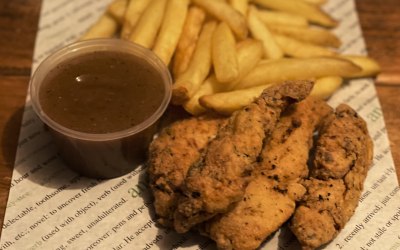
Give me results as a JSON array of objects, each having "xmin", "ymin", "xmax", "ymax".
[{"xmin": 39, "ymin": 50, "xmax": 165, "ymax": 134}]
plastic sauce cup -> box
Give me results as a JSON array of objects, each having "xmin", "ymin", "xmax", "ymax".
[{"xmin": 30, "ymin": 39, "xmax": 172, "ymax": 178}]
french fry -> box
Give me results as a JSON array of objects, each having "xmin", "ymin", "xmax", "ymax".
[
  {"xmin": 212, "ymin": 22, "xmax": 239, "ymax": 83},
  {"xmin": 192, "ymin": 0, "xmax": 248, "ymax": 39},
  {"xmin": 273, "ymin": 34, "xmax": 336, "ymax": 58},
  {"xmin": 252, "ymin": 0, "xmax": 337, "ymax": 27},
  {"xmin": 81, "ymin": 13, "xmax": 119, "ymax": 40},
  {"xmin": 257, "ymin": 59, "xmax": 274, "ymax": 65},
  {"xmin": 184, "ymin": 75, "xmax": 223, "ymax": 115},
  {"xmin": 200, "ymin": 85, "xmax": 270, "ymax": 115},
  {"xmin": 184, "ymin": 39, "xmax": 263, "ymax": 115},
  {"xmin": 256, "ymin": 9, "xmax": 309, "ymax": 27},
  {"xmin": 231, "ymin": 39, "xmax": 264, "ymax": 86},
  {"xmin": 248, "ymin": 6, "xmax": 283, "ymax": 59},
  {"xmin": 172, "ymin": 21, "xmax": 217, "ymax": 105},
  {"xmin": 152, "ymin": 0, "xmax": 190, "ymax": 65},
  {"xmin": 173, "ymin": 7, "xmax": 206, "ymax": 77},
  {"xmin": 340, "ymin": 55, "xmax": 381, "ymax": 78},
  {"xmin": 269, "ymin": 25, "xmax": 341, "ymax": 48},
  {"xmin": 107, "ymin": 0, "xmax": 128, "ymax": 24},
  {"xmin": 229, "ymin": 0, "xmax": 249, "ymax": 16},
  {"xmin": 128, "ymin": 0, "xmax": 167, "ymax": 48},
  {"xmin": 301, "ymin": 0, "xmax": 327, "ymax": 5},
  {"xmin": 311, "ymin": 76, "xmax": 343, "ymax": 99},
  {"xmin": 234, "ymin": 57, "xmax": 361, "ymax": 89},
  {"xmin": 120, "ymin": 0, "xmax": 151, "ymax": 39}
]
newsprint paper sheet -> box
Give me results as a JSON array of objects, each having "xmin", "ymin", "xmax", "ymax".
[{"xmin": 1, "ymin": 0, "xmax": 399, "ymax": 250}]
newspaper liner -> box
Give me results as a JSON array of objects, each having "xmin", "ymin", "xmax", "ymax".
[{"xmin": 1, "ymin": 0, "xmax": 399, "ymax": 250}]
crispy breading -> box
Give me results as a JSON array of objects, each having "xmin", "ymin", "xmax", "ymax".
[
  {"xmin": 311, "ymin": 105, "xmax": 373, "ymax": 180},
  {"xmin": 204, "ymin": 97, "xmax": 332, "ymax": 250},
  {"xmin": 290, "ymin": 104, "xmax": 373, "ymax": 250},
  {"xmin": 204, "ymin": 176, "xmax": 295, "ymax": 250},
  {"xmin": 257, "ymin": 97, "xmax": 333, "ymax": 182},
  {"xmin": 148, "ymin": 115, "xmax": 227, "ymax": 226},
  {"xmin": 173, "ymin": 80, "xmax": 314, "ymax": 233},
  {"xmin": 291, "ymin": 178, "xmax": 347, "ymax": 249}
]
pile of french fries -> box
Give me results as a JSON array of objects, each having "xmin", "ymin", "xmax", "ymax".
[{"xmin": 82, "ymin": 0, "xmax": 380, "ymax": 115}]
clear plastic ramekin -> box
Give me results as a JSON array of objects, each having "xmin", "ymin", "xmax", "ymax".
[{"xmin": 30, "ymin": 39, "xmax": 172, "ymax": 178}]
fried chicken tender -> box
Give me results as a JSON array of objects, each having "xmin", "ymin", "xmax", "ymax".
[
  {"xmin": 174, "ymin": 80, "xmax": 314, "ymax": 233},
  {"xmin": 257, "ymin": 97, "xmax": 333, "ymax": 182},
  {"xmin": 205, "ymin": 176, "xmax": 296, "ymax": 250},
  {"xmin": 203, "ymin": 97, "xmax": 332, "ymax": 250},
  {"xmin": 148, "ymin": 115, "xmax": 227, "ymax": 226},
  {"xmin": 290, "ymin": 104, "xmax": 373, "ymax": 250}
]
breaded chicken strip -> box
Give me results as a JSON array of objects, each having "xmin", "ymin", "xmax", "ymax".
[
  {"xmin": 174, "ymin": 80, "xmax": 314, "ymax": 233},
  {"xmin": 291, "ymin": 178, "xmax": 346, "ymax": 250},
  {"xmin": 311, "ymin": 105, "xmax": 373, "ymax": 181},
  {"xmin": 205, "ymin": 176, "xmax": 296, "ymax": 250},
  {"xmin": 290, "ymin": 104, "xmax": 373, "ymax": 250},
  {"xmin": 148, "ymin": 115, "xmax": 227, "ymax": 226},
  {"xmin": 257, "ymin": 97, "xmax": 332, "ymax": 182},
  {"xmin": 204, "ymin": 97, "xmax": 332, "ymax": 250}
]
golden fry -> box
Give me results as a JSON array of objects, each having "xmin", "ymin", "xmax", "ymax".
[
  {"xmin": 107, "ymin": 0, "xmax": 128, "ymax": 24},
  {"xmin": 212, "ymin": 22, "xmax": 239, "ymax": 83},
  {"xmin": 248, "ymin": 6, "xmax": 283, "ymax": 59},
  {"xmin": 229, "ymin": 0, "xmax": 249, "ymax": 16},
  {"xmin": 311, "ymin": 76, "xmax": 343, "ymax": 99},
  {"xmin": 192, "ymin": 0, "xmax": 248, "ymax": 39},
  {"xmin": 270, "ymin": 25, "xmax": 341, "ymax": 48},
  {"xmin": 340, "ymin": 55, "xmax": 381, "ymax": 78},
  {"xmin": 231, "ymin": 39, "xmax": 264, "ymax": 87},
  {"xmin": 152, "ymin": 0, "xmax": 190, "ymax": 65},
  {"xmin": 129, "ymin": 0, "xmax": 167, "ymax": 48},
  {"xmin": 301, "ymin": 0, "xmax": 327, "ymax": 5},
  {"xmin": 252, "ymin": 0, "xmax": 337, "ymax": 27},
  {"xmin": 184, "ymin": 39, "xmax": 263, "ymax": 115},
  {"xmin": 172, "ymin": 6, "xmax": 206, "ymax": 77},
  {"xmin": 120, "ymin": 0, "xmax": 151, "ymax": 39},
  {"xmin": 81, "ymin": 13, "xmax": 119, "ymax": 40},
  {"xmin": 172, "ymin": 21, "xmax": 217, "ymax": 105},
  {"xmin": 234, "ymin": 57, "xmax": 361, "ymax": 89},
  {"xmin": 274, "ymin": 34, "xmax": 336, "ymax": 58},
  {"xmin": 200, "ymin": 85, "xmax": 270, "ymax": 115},
  {"xmin": 256, "ymin": 9, "xmax": 309, "ymax": 27},
  {"xmin": 184, "ymin": 75, "xmax": 223, "ymax": 115}
]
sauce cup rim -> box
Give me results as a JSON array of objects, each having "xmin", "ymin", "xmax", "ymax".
[{"xmin": 29, "ymin": 38, "xmax": 172, "ymax": 141}]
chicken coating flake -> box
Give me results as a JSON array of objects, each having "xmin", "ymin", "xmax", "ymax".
[
  {"xmin": 174, "ymin": 80, "xmax": 314, "ymax": 233},
  {"xmin": 311, "ymin": 105, "xmax": 373, "ymax": 180},
  {"xmin": 203, "ymin": 97, "xmax": 332, "ymax": 250},
  {"xmin": 290, "ymin": 104, "xmax": 373, "ymax": 250},
  {"xmin": 256, "ymin": 97, "xmax": 333, "ymax": 182},
  {"xmin": 148, "ymin": 115, "xmax": 227, "ymax": 226},
  {"xmin": 291, "ymin": 178, "xmax": 347, "ymax": 249},
  {"xmin": 204, "ymin": 176, "xmax": 296, "ymax": 250}
]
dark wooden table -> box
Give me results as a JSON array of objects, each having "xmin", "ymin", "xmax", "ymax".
[{"xmin": 0, "ymin": 0, "xmax": 399, "ymax": 236}]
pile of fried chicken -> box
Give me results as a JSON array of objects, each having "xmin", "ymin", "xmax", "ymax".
[{"xmin": 147, "ymin": 80, "xmax": 373, "ymax": 250}]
